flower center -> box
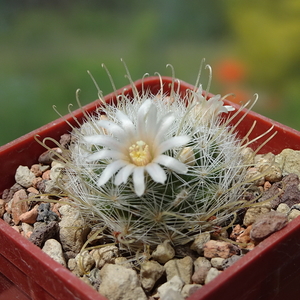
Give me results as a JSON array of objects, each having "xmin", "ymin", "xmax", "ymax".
[{"xmin": 129, "ymin": 140, "xmax": 152, "ymax": 166}]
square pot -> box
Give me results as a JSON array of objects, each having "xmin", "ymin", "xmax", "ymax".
[{"xmin": 1, "ymin": 77, "xmax": 300, "ymax": 300}]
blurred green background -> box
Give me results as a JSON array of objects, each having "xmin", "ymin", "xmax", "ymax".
[{"xmin": 1, "ymin": 0, "xmax": 300, "ymax": 146}]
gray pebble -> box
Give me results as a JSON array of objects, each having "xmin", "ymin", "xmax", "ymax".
[{"xmin": 222, "ymin": 255, "xmax": 242, "ymax": 269}]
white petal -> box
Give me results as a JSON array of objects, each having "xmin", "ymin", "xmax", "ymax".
[
  {"xmin": 97, "ymin": 160, "xmax": 128, "ymax": 186},
  {"xmin": 144, "ymin": 104, "xmax": 158, "ymax": 140},
  {"xmin": 87, "ymin": 149, "xmax": 127, "ymax": 162},
  {"xmin": 114, "ymin": 164, "xmax": 135, "ymax": 185},
  {"xmin": 156, "ymin": 136, "xmax": 191, "ymax": 154},
  {"xmin": 133, "ymin": 167, "xmax": 145, "ymax": 196},
  {"xmin": 153, "ymin": 112, "xmax": 175, "ymax": 144},
  {"xmin": 154, "ymin": 155, "xmax": 188, "ymax": 174},
  {"xmin": 137, "ymin": 100, "xmax": 153, "ymax": 138},
  {"xmin": 224, "ymin": 105, "xmax": 235, "ymax": 112},
  {"xmin": 115, "ymin": 110, "xmax": 136, "ymax": 138},
  {"xmin": 145, "ymin": 163, "xmax": 167, "ymax": 184},
  {"xmin": 84, "ymin": 135, "xmax": 123, "ymax": 151},
  {"xmin": 96, "ymin": 120, "xmax": 126, "ymax": 140}
]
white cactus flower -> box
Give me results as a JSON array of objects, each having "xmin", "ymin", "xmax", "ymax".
[
  {"xmin": 83, "ymin": 99, "xmax": 191, "ymax": 196},
  {"xmin": 191, "ymin": 85, "xmax": 235, "ymax": 123}
]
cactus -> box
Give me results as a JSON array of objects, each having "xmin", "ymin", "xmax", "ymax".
[{"xmin": 61, "ymin": 63, "xmax": 264, "ymax": 253}]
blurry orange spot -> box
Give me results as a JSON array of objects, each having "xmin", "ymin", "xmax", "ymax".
[{"xmin": 215, "ymin": 59, "xmax": 246, "ymax": 83}]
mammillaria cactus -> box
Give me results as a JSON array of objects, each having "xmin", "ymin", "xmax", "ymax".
[{"xmin": 58, "ymin": 62, "xmax": 268, "ymax": 254}]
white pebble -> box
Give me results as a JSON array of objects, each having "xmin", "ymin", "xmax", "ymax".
[
  {"xmin": 158, "ymin": 275, "xmax": 184, "ymax": 300},
  {"xmin": 152, "ymin": 240, "xmax": 175, "ymax": 264},
  {"xmin": 277, "ymin": 203, "xmax": 290, "ymax": 215},
  {"xmin": 15, "ymin": 166, "xmax": 35, "ymax": 188},
  {"xmin": 42, "ymin": 239, "xmax": 66, "ymax": 267},
  {"xmin": 99, "ymin": 264, "xmax": 147, "ymax": 300},
  {"xmin": 210, "ymin": 257, "xmax": 225, "ymax": 270},
  {"xmin": 181, "ymin": 284, "xmax": 202, "ymax": 299},
  {"xmin": 205, "ymin": 267, "xmax": 221, "ymax": 284}
]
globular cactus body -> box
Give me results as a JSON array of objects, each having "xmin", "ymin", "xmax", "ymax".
[{"xmin": 63, "ymin": 65, "xmax": 252, "ymax": 252}]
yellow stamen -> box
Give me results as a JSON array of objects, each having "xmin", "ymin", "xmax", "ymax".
[{"xmin": 129, "ymin": 140, "xmax": 152, "ymax": 166}]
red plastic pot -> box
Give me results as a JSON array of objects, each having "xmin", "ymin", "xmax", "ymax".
[{"xmin": 1, "ymin": 77, "xmax": 300, "ymax": 300}]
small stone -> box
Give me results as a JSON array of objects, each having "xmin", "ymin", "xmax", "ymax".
[
  {"xmin": 140, "ymin": 260, "xmax": 165, "ymax": 291},
  {"xmin": 30, "ymin": 164, "xmax": 43, "ymax": 177},
  {"xmin": 27, "ymin": 187, "xmax": 39, "ymax": 194},
  {"xmin": 42, "ymin": 239, "xmax": 66, "ymax": 267},
  {"xmin": 44, "ymin": 179, "xmax": 62, "ymax": 194},
  {"xmin": 21, "ymin": 222, "xmax": 34, "ymax": 238},
  {"xmin": 236, "ymin": 225, "xmax": 253, "ymax": 246},
  {"xmin": 115, "ymin": 257, "xmax": 132, "ymax": 268},
  {"xmin": 32, "ymin": 177, "xmax": 43, "ymax": 189},
  {"xmin": 164, "ymin": 256, "xmax": 193, "ymax": 284},
  {"xmin": 75, "ymin": 250, "xmax": 95, "ymax": 275},
  {"xmin": 99, "ymin": 264, "xmax": 147, "ymax": 300},
  {"xmin": 255, "ymin": 152, "xmax": 275, "ymax": 168},
  {"xmin": 19, "ymin": 204, "xmax": 39, "ymax": 224},
  {"xmin": 50, "ymin": 162, "xmax": 64, "ymax": 181},
  {"xmin": 15, "ymin": 166, "xmax": 35, "ymax": 188},
  {"xmin": 36, "ymin": 179, "xmax": 46, "ymax": 193},
  {"xmin": 243, "ymin": 204, "xmax": 271, "ymax": 226},
  {"xmin": 59, "ymin": 133, "xmax": 72, "ymax": 149},
  {"xmin": 2, "ymin": 183, "xmax": 23, "ymax": 202},
  {"xmin": 29, "ymin": 221, "xmax": 59, "ymax": 248},
  {"xmin": 222, "ymin": 255, "xmax": 242, "ymax": 269},
  {"xmin": 245, "ymin": 167, "xmax": 265, "ymax": 186},
  {"xmin": 190, "ymin": 232, "xmax": 210, "ymax": 255},
  {"xmin": 158, "ymin": 275, "xmax": 184, "ymax": 300},
  {"xmin": 3, "ymin": 212, "xmax": 13, "ymax": 225},
  {"xmin": 11, "ymin": 189, "xmax": 28, "ymax": 225},
  {"xmin": 203, "ymin": 240, "xmax": 239, "ymax": 259},
  {"xmin": 175, "ymin": 244, "xmax": 198, "ymax": 260},
  {"xmin": 42, "ymin": 170, "xmax": 51, "ymax": 180},
  {"xmin": 92, "ymin": 245, "xmax": 119, "ymax": 268},
  {"xmin": 181, "ymin": 284, "xmax": 202, "ymax": 299},
  {"xmin": 88, "ymin": 268, "xmax": 101, "ymax": 290},
  {"xmin": 64, "ymin": 250, "xmax": 76, "ymax": 260},
  {"xmin": 230, "ymin": 224, "xmax": 244, "ymax": 241},
  {"xmin": 204, "ymin": 268, "xmax": 221, "ymax": 284},
  {"xmin": 210, "ymin": 257, "xmax": 225, "ymax": 270},
  {"xmin": 241, "ymin": 147, "xmax": 255, "ymax": 164},
  {"xmin": 261, "ymin": 164, "xmax": 282, "ymax": 183},
  {"xmin": 263, "ymin": 181, "xmax": 272, "ymax": 191},
  {"xmin": 250, "ymin": 211, "xmax": 288, "ymax": 242},
  {"xmin": 37, "ymin": 202, "xmax": 59, "ymax": 223},
  {"xmin": 152, "ymin": 240, "xmax": 175, "ymax": 264},
  {"xmin": 59, "ymin": 204, "xmax": 90, "ymax": 253},
  {"xmin": 68, "ymin": 258, "xmax": 76, "ymax": 269},
  {"xmin": 52, "ymin": 202, "xmax": 63, "ymax": 218},
  {"xmin": 288, "ymin": 209, "xmax": 300, "ymax": 222},
  {"xmin": 161, "ymin": 290, "xmax": 184, "ymax": 300},
  {"xmin": 191, "ymin": 266, "xmax": 210, "ymax": 285},
  {"xmin": 277, "ymin": 203, "xmax": 290, "ymax": 214},
  {"xmin": 38, "ymin": 148, "xmax": 63, "ymax": 165},
  {"xmin": 275, "ymin": 149, "xmax": 300, "ymax": 177},
  {"xmin": 0, "ymin": 199, "xmax": 5, "ymax": 218},
  {"xmin": 68, "ymin": 258, "xmax": 80, "ymax": 276},
  {"xmin": 5, "ymin": 199, "xmax": 12, "ymax": 214},
  {"xmin": 271, "ymin": 177, "xmax": 300, "ymax": 209},
  {"xmin": 193, "ymin": 257, "xmax": 211, "ymax": 272},
  {"xmin": 259, "ymin": 184, "xmax": 282, "ymax": 210}
]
